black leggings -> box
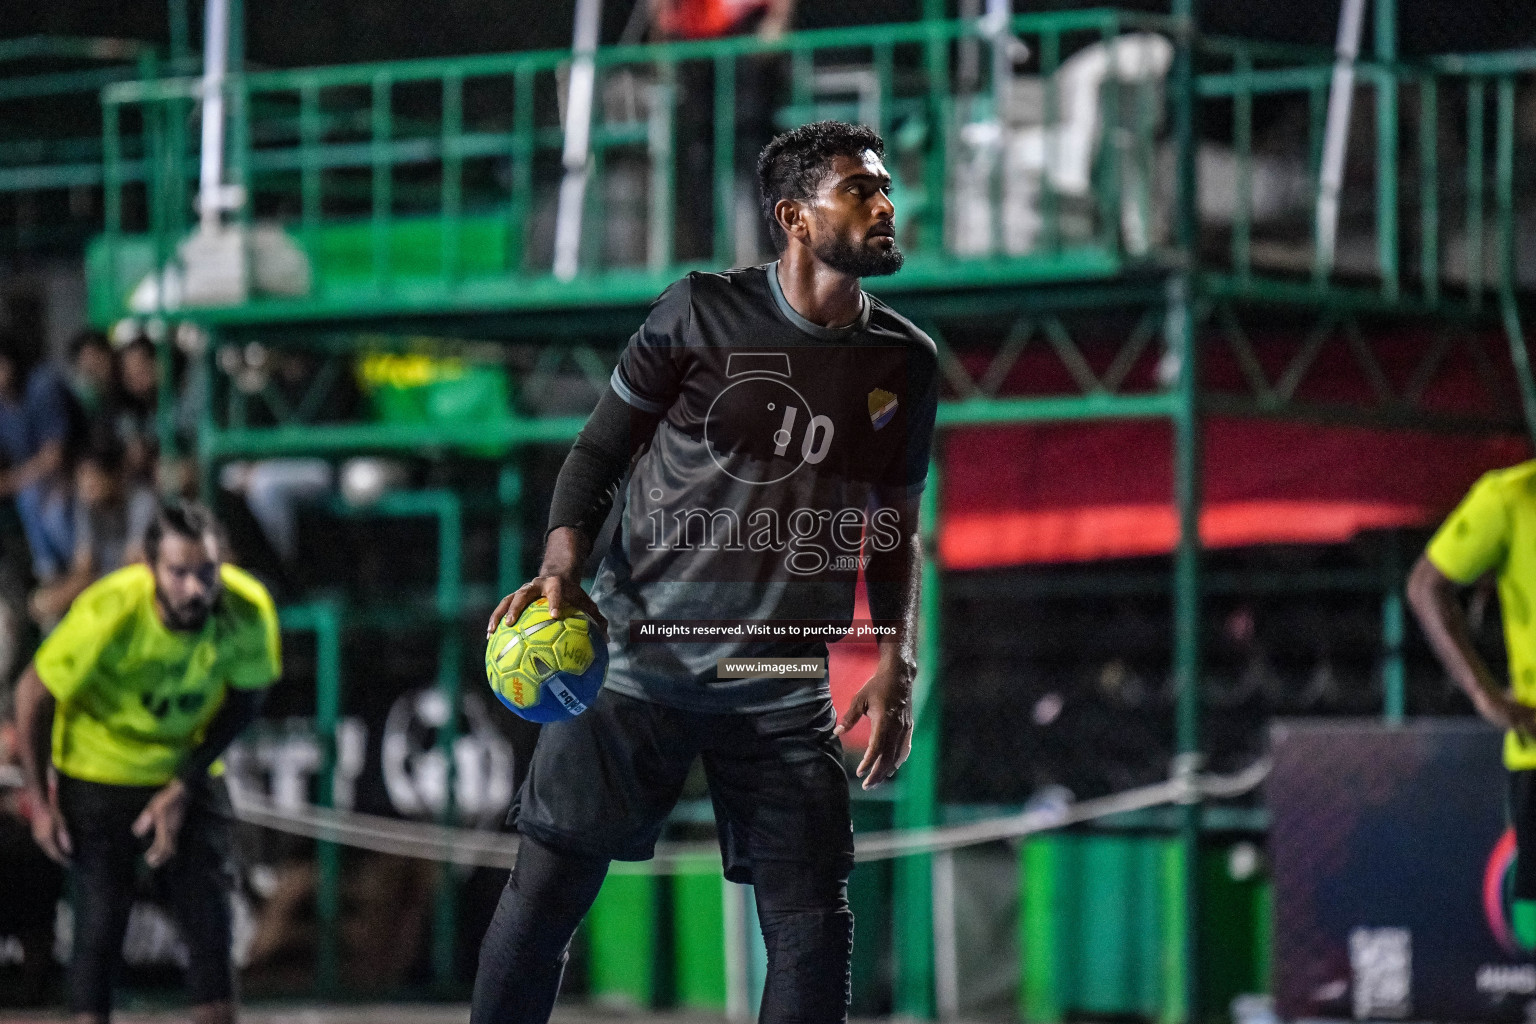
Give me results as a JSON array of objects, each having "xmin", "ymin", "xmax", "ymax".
[
  {"xmin": 471, "ymin": 836, "xmax": 853, "ymax": 1024},
  {"xmin": 58, "ymin": 775, "xmax": 236, "ymax": 1017}
]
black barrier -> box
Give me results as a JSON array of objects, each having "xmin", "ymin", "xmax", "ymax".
[{"xmin": 1271, "ymin": 718, "xmax": 1530, "ymax": 1022}]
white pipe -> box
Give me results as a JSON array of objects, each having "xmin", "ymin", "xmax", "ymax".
[
  {"xmin": 932, "ymin": 848, "xmax": 960, "ymax": 1020},
  {"xmin": 985, "ymin": 0, "xmax": 1012, "ymax": 106},
  {"xmin": 554, "ymin": 0, "xmax": 603, "ymax": 280},
  {"xmin": 723, "ymin": 882, "xmax": 752, "ymax": 1024},
  {"xmin": 199, "ymin": 0, "xmax": 230, "ymax": 233},
  {"xmin": 1315, "ymin": 0, "xmax": 1367, "ymax": 273}
]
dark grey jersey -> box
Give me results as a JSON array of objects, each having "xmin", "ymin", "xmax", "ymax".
[{"xmin": 592, "ymin": 262, "xmax": 938, "ymax": 713}]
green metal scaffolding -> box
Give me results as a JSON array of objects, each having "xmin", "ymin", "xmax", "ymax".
[{"xmin": 55, "ymin": 0, "xmax": 1536, "ymax": 1015}]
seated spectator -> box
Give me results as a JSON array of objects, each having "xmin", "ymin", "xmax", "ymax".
[
  {"xmin": 0, "ymin": 332, "xmax": 76, "ymax": 583},
  {"xmin": 28, "ymin": 434, "xmax": 156, "ymax": 628},
  {"xmin": 66, "ymin": 330, "xmax": 116, "ymax": 426},
  {"xmin": 111, "ymin": 337, "xmax": 159, "ymax": 483}
]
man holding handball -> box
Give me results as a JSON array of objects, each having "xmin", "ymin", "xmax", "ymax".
[
  {"xmin": 473, "ymin": 121, "xmax": 938, "ymax": 1023},
  {"xmin": 13, "ymin": 502, "xmax": 281, "ymax": 1024}
]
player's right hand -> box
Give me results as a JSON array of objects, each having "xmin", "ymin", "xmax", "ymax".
[
  {"xmin": 486, "ymin": 575, "xmax": 609, "ymax": 638},
  {"xmin": 1474, "ymin": 689, "xmax": 1536, "ymax": 739},
  {"xmin": 29, "ymin": 782, "xmax": 72, "ymax": 865}
]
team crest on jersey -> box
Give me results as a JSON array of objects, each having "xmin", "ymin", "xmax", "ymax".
[{"xmin": 868, "ymin": 388, "xmax": 898, "ymax": 430}]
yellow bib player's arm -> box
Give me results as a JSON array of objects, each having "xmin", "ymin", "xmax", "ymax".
[{"xmin": 33, "ymin": 566, "xmax": 142, "ymax": 705}]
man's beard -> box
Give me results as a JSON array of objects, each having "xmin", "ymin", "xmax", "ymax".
[
  {"xmin": 156, "ymin": 585, "xmax": 213, "ymax": 631},
  {"xmin": 812, "ymin": 233, "xmax": 905, "ymax": 278}
]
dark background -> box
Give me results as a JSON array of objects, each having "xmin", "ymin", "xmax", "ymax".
[{"xmin": 4, "ymin": 0, "xmax": 1534, "ymax": 67}]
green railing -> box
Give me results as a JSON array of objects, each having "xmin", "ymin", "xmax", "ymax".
[
  {"xmin": 0, "ymin": 37, "xmax": 163, "ymax": 192},
  {"xmin": 92, "ymin": 9, "xmax": 1233, "ymax": 323},
  {"xmin": 38, "ymin": 14, "xmax": 1536, "ymax": 327},
  {"xmin": 1199, "ymin": 48, "xmax": 1536, "ymax": 307}
]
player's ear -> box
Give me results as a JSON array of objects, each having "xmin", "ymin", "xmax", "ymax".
[{"xmin": 775, "ymin": 197, "xmax": 811, "ymax": 246}]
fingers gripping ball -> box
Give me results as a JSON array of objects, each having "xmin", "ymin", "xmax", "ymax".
[{"xmin": 485, "ymin": 598, "xmax": 608, "ymax": 722}]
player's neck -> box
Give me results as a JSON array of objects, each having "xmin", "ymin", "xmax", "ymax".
[{"xmin": 774, "ymin": 251, "xmax": 864, "ymax": 330}]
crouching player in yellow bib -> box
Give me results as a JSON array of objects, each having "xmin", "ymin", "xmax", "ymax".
[{"xmin": 13, "ymin": 501, "xmax": 280, "ymax": 1024}]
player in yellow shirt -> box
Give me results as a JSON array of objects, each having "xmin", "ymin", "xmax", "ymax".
[
  {"xmin": 12, "ymin": 501, "xmax": 281, "ymax": 1024},
  {"xmin": 1410, "ymin": 460, "xmax": 1536, "ymax": 951}
]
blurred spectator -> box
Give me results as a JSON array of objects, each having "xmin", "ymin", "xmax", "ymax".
[
  {"xmin": 28, "ymin": 434, "xmax": 155, "ymax": 628},
  {"xmin": 66, "ymin": 330, "xmax": 116, "ymax": 427},
  {"xmin": 0, "ymin": 332, "xmax": 76, "ymax": 582},
  {"xmin": 112, "ymin": 337, "xmax": 159, "ymax": 483},
  {"xmin": 653, "ymin": 0, "xmax": 793, "ymax": 41}
]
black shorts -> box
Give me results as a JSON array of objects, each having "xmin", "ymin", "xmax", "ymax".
[
  {"xmin": 513, "ymin": 689, "xmax": 854, "ymax": 885},
  {"xmin": 57, "ymin": 774, "xmax": 238, "ymax": 1014}
]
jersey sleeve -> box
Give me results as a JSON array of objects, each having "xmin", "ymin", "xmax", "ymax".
[
  {"xmin": 224, "ymin": 583, "xmax": 282, "ymax": 690},
  {"xmin": 34, "ymin": 575, "xmax": 136, "ymax": 703},
  {"xmin": 877, "ymin": 336, "xmax": 939, "ymax": 501},
  {"xmin": 1426, "ymin": 471, "xmax": 1510, "ymax": 584},
  {"xmin": 609, "ymin": 277, "xmax": 692, "ymax": 416}
]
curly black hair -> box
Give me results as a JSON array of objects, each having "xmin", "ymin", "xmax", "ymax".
[
  {"xmin": 144, "ymin": 500, "xmax": 220, "ymax": 564},
  {"xmin": 756, "ymin": 121, "xmax": 885, "ymax": 252}
]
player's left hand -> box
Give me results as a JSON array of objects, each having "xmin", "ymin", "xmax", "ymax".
[
  {"xmin": 133, "ymin": 778, "xmax": 189, "ymax": 868},
  {"xmin": 835, "ymin": 667, "xmax": 915, "ymax": 790}
]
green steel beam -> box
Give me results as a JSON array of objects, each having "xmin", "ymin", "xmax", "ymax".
[
  {"xmin": 326, "ymin": 490, "xmax": 464, "ymax": 990},
  {"xmin": 198, "ymin": 415, "xmax": 590, "ymax": 459},
  {"xmin": 278, "ymin": 601, "xmax": 345, "ymax": 995},
  {"xmin": 938, "ymin": 392, "xmax": 1178, "ymax": 426},
  {"xmin": 197, "ymin": 392, "xmax": 1181, "ymax": 463},
  {"xmin": 1374, "ymin": 0, "xmax": 1399, "ymax": 301},
  {"xmin": 1169, "ymin": 0, "xmax": 1203, "ymax": 1006},
  {"xmin": 1200, "ymin": 273, "xmax": 1482, "ymax": 320},
  {"xmin": 1381, "ymin": 533, "xmax": 1406, "ymax": 724},
  {"xmin": 98, "ymin": 252, "xmax": 1126, "ymax": 333},
  {"xmin": 0, "ymin": 65, "xmax": 148, "ymax": 101},
  {"xmin": 0, "ymin": 35, "xmax": 156, "ymax": 64},
  {"xmin": 1202, "ymin": 393, "xmax": 1524, "ymax": 436},
  {"xmin": 1432, "ymin": 49, "xmax": 1536, "ymax": 76}
]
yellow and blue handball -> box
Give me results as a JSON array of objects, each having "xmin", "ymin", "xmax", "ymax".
[{"xmin": 485, "ymin": 598, "xmax": 607, "ymax": 722}]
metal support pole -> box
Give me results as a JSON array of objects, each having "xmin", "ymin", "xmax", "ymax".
[
  {"xmin": 426, "ymin": 491, "xmax": 465, "ymax": 991},
  {"xmin": 196, "ymin": 332, "xmax": 219, "ymax": 501},
  {"xmin": 155, "ymin": 327, "xmax": 178, "ymax": 478},
  {"xmin": 1373, "ymin": 0, "xmax": 1398, "ymax": 298},
  {"xmin": 894, "ymin": 457, "xmax": 943, "ymax": 1019},
  {"xmin": 1168, "ymin": 273, "xmax": 1203, "ymax": 1024},
  {"xmin": 280, "ymin": 601, "xmax": 345, "ymax": 995},
  {"xmin": 932, "ymin": 848, "xmax": 960, "ymax": 1020},
  {"xmin": 198, "ymin": 0, "xmax": 231, "ymax": 232},
  {"xmin": 1169, "ymin": 0, "xmax": 1202, "ymax": 1015},
  {"xmin": 1381, "ymin": 531, "xmax": 1405, "ymax": 724},
  {"xmin": 498, "ymin": 464, "xmax": 524, "ymax": 596},
  {"xmin": 330, "ymin": 491, "xmax": 463, "ymax": 989},
  {"xmin": 553, "ymin": 0, "xmax": 602, "ymax": 280},
  {"xmin": 1315, "ymin": 0, "xmax": 1367, "ymax": 275}
]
